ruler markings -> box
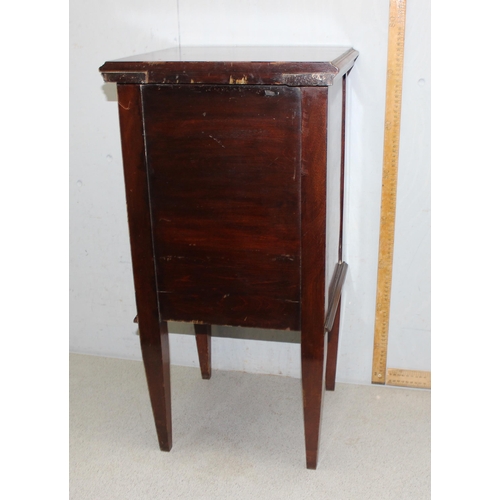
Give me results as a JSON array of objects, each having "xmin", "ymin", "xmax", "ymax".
[
  {"xmin": 372, "ymin": 0, "xmax": 407, "ymax": 384},
  {"xmin": 386, "ymin": 369, "xmax": 431, "ymax": 389}
]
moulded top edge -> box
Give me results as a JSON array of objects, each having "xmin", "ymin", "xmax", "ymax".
[{"xmin": 99, "ymin": 46, "xmax": 358, "ymax": 86}]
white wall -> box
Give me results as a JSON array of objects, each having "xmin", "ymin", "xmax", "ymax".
[{"xmin": 70, "ymin": 0, "xmax": 430, "ymax": 384}]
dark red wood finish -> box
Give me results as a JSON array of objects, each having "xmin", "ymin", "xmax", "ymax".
[
  {"xmin": 99, "ymin": 46, "xmax": 359, "ymax": 87},
  {"xmin": 194, "ymin": 324, "xmax": 212, "ymax": 380},
  {"xmin": 141, "ymin": 84, "xmax": 301, "ymax": 330},
  {"xmin": 325, "ymin": 73, "xmax": 349, "ymax": 393},
  {"xmin": 116, "ymin": 84, "xmax": 172, "ymax": 451},
  {"xmin": 299, "ymin": 86, "xmax": 328, "ymax": 469},
  {"xmin": 326, "ymin": 297, "xmax": 342, "ymax": 392},
  {"xmin": 325, "ymin": 262, "xmax": 348, "ymax": 391},
  {"xmin": 101, "ymin": 47, "xmax": 358, "ymax": 469}
]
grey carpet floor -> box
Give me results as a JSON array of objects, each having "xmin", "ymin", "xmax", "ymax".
[{"xmin": 69, "ymin": 353, "xmax": 430, "ymax": 499}]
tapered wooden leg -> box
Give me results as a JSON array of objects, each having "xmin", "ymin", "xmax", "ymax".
[
  {"xmin": 326, "ymin": 296, "xmax": 342, "ymax": 391},
  {"xmin": 300, "ymin": 86, "xmax": 329, "ymax": 470},
  {"xmin": 194, "ymin": 324, "xmax": 212, "ymax": 379},
  {"xmin": 301, "ymin": 327, "xmax": 327, "ymax": 470},
  {"xmin": 140, "ymin": 321, "xmax": 173, "ymax": 451},
  {"xmin": 117, "ymin": 84, "xmax": 172, "ymax": 452}
]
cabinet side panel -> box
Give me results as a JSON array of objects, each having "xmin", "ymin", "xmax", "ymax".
[
  {"xmin": 142, "ymin": 85, "xmax": 302, "ymax": 330},
  {"xmin": 325, "ymin": 79, "xmax": 343, "ymax": 313}
]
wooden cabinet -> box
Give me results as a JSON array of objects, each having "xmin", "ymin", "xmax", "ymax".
[{"xmin": 99, "ymin": 46, "xmax": 358, "ymax": 469}]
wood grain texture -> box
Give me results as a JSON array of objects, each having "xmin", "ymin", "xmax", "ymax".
[
  {"xmin": 116, "ymin": 84, "xmax": 172, "ymax": 451},
  {"xmin": 102, "ymin": 48, "xmax": 359, "ymax": 469},
  {"xmin": 325, "ymin": 74, "xmax": 350, "ymax": 392},
  {"xmin": 142, "ymin": 85, "xmax": 301, "ymax": 330},
  {"xmin": 299, "ymin": 86, "xmax": 329, "ymax": 470},
  {"xmin": 324, "ymin": 262, "xmax": 348, "ymax": 391},
  {"xmin": 99, "ymin": 46, "xmax": 359, "ymax": 86}
]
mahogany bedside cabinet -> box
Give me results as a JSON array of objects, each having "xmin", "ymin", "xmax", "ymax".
[{"xmin": 99, "ymin": 46, "xmax": 358, "ymax": 469}]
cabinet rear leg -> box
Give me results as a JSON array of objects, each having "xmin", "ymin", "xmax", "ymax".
[
  {"xmin": 325, "ymin": 296, "xmax": 342, "ymax": 391},
  {"xmin": 194, "ymin": 324, "xmax": 212, "ymax": 379}
]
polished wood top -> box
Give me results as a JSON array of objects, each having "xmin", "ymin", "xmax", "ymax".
[{"xmin": 99, "ymin": 46, "xmax": 358, "ymax": 86}]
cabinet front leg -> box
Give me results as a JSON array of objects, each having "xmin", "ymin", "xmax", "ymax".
[
  {"xmin": 140, "ymin": 321, "xmax": 173, "ymax": 451},
  {"xmin": 299, "ymin": 85, "xmax": 328, "ymax": 470},
  {"xmin": 194, "ymin": 323, "xmax": 212, "ymax": 379},
  {"xmin": 117, "ymin": 84, "xmax": 172, "ymax": 452},
  {"xmin": 301, "ymin": 312, "xmax": 326, "ymax": 470}
]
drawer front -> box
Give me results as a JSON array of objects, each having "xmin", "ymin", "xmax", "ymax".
[{"xmin": 142, "ymin": 84, "xmax": 301, "ymax": 330}]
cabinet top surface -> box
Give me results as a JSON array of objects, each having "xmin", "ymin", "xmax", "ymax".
[
  {"xmin": 110, "ymin": 46, "xmax": 352, "ymax": 63},
  {"xmin": 99, "ymin": 46, "xmax": 358, "ymax": 86}
]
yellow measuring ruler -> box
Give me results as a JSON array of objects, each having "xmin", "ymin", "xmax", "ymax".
[
  {"xmin": 386, "ymin": 369, "xmax": 431, "ymax": 389},
  {"xmin": 372, "ymin": 0, "xmax": 407, "ymax": 384}
]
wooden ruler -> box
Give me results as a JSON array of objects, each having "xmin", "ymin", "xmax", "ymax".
[
  {"xmin": 386, "ymin": 369, "xmax": 431, "ymax": 389},
  {"xmin": 372, "ymin": 0, "xmax": 407, "ymax": 384}
]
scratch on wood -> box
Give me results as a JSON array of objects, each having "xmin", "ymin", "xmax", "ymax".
[
  {"xmin": 273, "ymin": 254, "xmax": 295, "ymax": 262},
  {"xmin": 119, "ymin": 101, "xmax": 131, "ymax": 110},
  {"xmin": 267, "ymin": 156, "xmax": 280, "ymax": 169},
  {"xmin": 209, "ymin": 135, "xmax": 225, "ymax": 148}
]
